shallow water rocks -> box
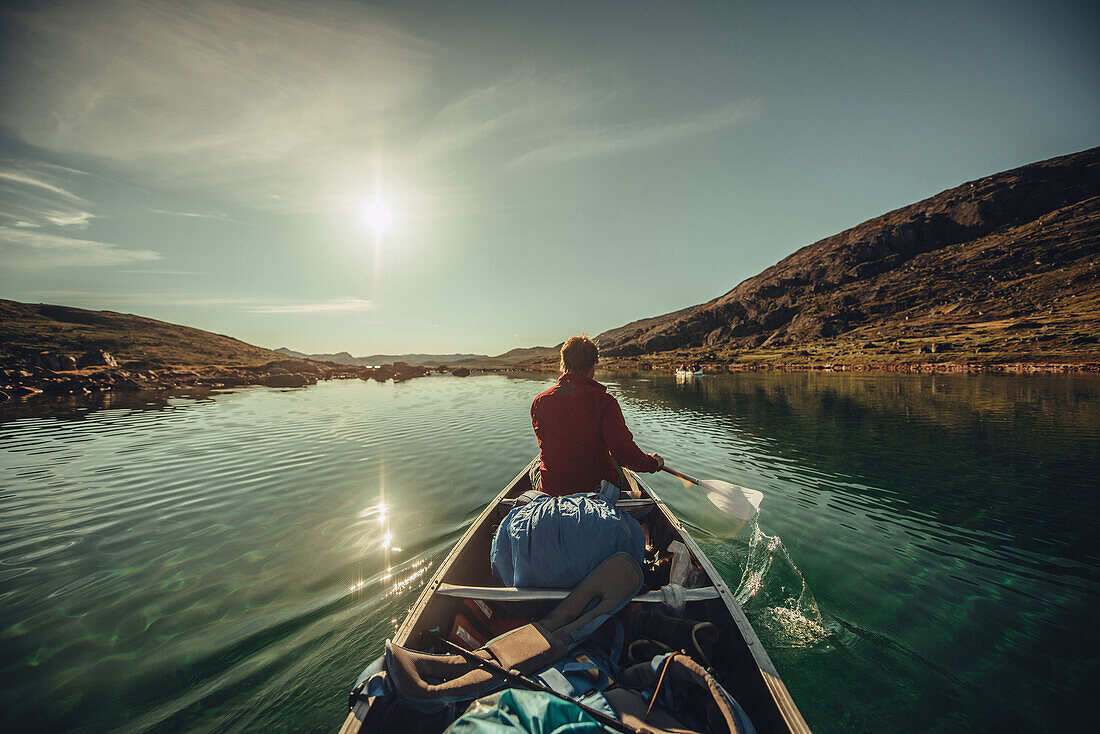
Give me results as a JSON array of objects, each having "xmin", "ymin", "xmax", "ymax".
[
  {"xmin": 210, "ymin": 373, "xmax": 250, "ymax": 387},
  {"xmin": 369, "ymin": 366, "xmax": 395, "ymax": 381},
  {"xmin": 41, "ymin": 379, "xmax": 89, "ymax": 395},
  {"xmin": 391, "ymin": 362, "xmax": 430, "ymax": 381},
  {"xmin": 0, "ymin": 352, "xmax": 431, "ymax": 400}
]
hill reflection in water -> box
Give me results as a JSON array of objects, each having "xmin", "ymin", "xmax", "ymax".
[{"xmin": 614, "ymin": 372, "xmax": 1098, "ymax": 732}]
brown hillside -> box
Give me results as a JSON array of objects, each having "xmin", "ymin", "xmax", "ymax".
[
  {"xmin": 0, "ymin": 299, "xmax": 285, "ymax": 366},
  {"xmin": 596, "ymin": 147, "xmax": 1100, "ymax": 366}
]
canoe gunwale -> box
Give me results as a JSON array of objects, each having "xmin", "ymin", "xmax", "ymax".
[
  {"xmin": 340, "ymin": 460, "xmax": 536, "ymax": 733},
  {"xmin": 393, "ymin": 459, "xmax": 537, "ymax": 648}
]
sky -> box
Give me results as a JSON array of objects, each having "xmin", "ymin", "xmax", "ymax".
[{"xmin": 1, "ymin": 0, "xmax": 1097, "ymax": 355}]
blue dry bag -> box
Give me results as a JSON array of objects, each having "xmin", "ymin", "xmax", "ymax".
[{"xmin": 490, "ymin": 482, "xmax": 645, "ymax": 588}]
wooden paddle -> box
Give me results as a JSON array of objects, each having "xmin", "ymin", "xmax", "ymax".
[{"xmin": 660, "ymin": 466, "xmax": 763, "ymax": 527}]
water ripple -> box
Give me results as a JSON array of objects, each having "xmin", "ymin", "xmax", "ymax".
[{"xmin": 2, "ymin": 374, "xmax": 1098, "ymax": 733}]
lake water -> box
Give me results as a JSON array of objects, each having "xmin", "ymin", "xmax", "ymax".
[{"xmin": 1, "ymin": 372, "xmax": 1097, "ymax": 733}]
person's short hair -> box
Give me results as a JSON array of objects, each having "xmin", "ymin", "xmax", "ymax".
[{"xmin": 560, "ymin": 334, "xmax": 599, "ymax": 374}]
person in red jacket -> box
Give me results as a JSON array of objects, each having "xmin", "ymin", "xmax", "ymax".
[{"xmin": 530, "ymin": 335, "xmax": 664, "ymax": 496}]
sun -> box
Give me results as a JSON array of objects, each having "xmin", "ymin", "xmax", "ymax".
[{"xmin": 362, "ymin": 196, "xmax": 396, "ymax": 235}]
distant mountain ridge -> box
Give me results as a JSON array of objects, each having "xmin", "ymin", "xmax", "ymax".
[
  {"xmin": 274, "ymin": 348, "xmax": 489, "ymax": 367},
  {"xmin": 274, "ymin": 346, "xmax": 562, "ymax": 368},
  {"xmin": 457, "ymin": 345, "xmax": 562, "ymax": 368},
  {"xmin": 593, "ymin": 146, "xmax": 1100, "ymax": 366}
]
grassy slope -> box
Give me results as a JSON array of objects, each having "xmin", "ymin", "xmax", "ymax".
[{"xmin": 713, "ymin": 198, "xmax": 1100, "ymax": 367}]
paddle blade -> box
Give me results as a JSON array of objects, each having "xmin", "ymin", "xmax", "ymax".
[{"xmin": 702, "ymin": 480, "xmax": 763, "ymax": 522}]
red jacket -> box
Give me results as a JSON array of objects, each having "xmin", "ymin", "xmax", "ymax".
[{"xmin": 531, "ymin": 373, "xmax": 659, "ymax": 496}]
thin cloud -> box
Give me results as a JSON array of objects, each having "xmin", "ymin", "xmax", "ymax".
[
  {"xmin": 26, "ymin": 290, "xmax": 257, "ymax": 307},
  {"xmin": 509, "ymin": 100, "xmax": 762, "ymax": 167},
  {"xmin": 0, "ymin": 0, "xmax": 436, "ymax": 208},
  {"xmin": 185, "ymin": 297, "xmax": 262, "ymax": 306},
  {"xmin": 147, "ymin": 208, "xmax": 253, "ymax": 226},
  {"xmin": 0, "ymin": 226, "xmax": 161, "ymax": 268},
  {"xmin": 1, "ymin": 204, "xmax": 96, "ymax": 230},
  {"xmin": 120, "ymin": 269, "xmax": 200, "ymax": 275},
  {"xmin": 0, "ymin": 1, "xmax": 760, "ymax": 223},
  {"xmin": 0, "ymin": 212, "xmax": 41, "ymax": 228},
  {"xmin": 415, "ymin": 71, "xmax": 606, "ymax": 161},
  {"xmin": 0, "ymin": 163, "xmax": 95, "ymax": 229},
  {"xmin": 148, "ymin": 208, "xmax": 228, "ymax": 220},
  {"xmin": 43, "ymin": 209, "xmax": 94, "ymax": 227},
  {"xmin": 248, "ymin": 298, "xmax": 376, "ymax": 314},
  {"xmin": 0, "ymin": 170, "xmax": 86, "ymax": 204}
]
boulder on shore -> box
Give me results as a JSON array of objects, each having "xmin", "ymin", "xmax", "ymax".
[
  {"xmin": 260, "ymin": 358, "xmax": 323, "ymax": 375},
  {"xmin": 77, "ymin": 350, "xmax": 118, "ymax": 368},
  {"xmin": 0, "ymin": 350, "xmax": 431, "ymax": 399},
  {"xmin": 262, "ymin": 373, "xmax": 312, "ymax": 388},
  {"xmin": 32, "ymin": 352, "xmax": 77, "ymax": 371},
  {"xmin": 452, "ymin": 367, "xmax": 471, "ymax": 377}
]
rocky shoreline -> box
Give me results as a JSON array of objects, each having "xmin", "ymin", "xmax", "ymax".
[
  {"xmin": 512, "ymin": 358, "xmax": 1100, "ymax": 375},
  {"xmin": 5, "ymin": 349, "xmax": 1094, "ymax": 402},
  {"xmin": 0, "ymin": 351, "xmax": 431, "ymax": 402},
  {"xmin": 624, "ymin": 360, "xmax": 1100, "ymax": 374}
]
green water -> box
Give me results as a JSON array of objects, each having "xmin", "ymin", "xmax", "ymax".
[{"xmin": 1, "ymin": 373, "xmax": 1097, "ymax": 732}]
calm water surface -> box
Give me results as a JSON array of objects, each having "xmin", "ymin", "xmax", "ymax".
[{"xmin": 1, "ymin": 373, "xmax": 1097, "ymax": 732}]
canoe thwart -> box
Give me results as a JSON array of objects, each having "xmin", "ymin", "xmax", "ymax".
[
  {"xmin": 498, "ymin": 497, "xmax": 658, "ymax": 509},
  {"xmin": 436, "ymin": 583, "xmax": 719, "ymax": 603}
]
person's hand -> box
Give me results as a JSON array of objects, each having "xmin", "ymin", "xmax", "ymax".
[{"xmin": 649, "ymin": 452, "xmax": 664, "ymax": 470}]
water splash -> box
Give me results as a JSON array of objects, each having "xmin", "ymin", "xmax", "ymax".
[{"xmin": 733, "ymin": 519, "xmax": 831, "ymax": 649}]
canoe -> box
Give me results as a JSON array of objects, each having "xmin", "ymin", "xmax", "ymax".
[
  {"xmin": 675, "ymin": 369, "xmax": 704, "ymax": 378},
  {"xmin": 339, "ymin": 460, "xmax": 811, "ymax": 734}
]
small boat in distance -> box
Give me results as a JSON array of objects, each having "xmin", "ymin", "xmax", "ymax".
[
  {"xmin": 339, "ymin": 460, "xmax": 811, "ymax": 734},
  {"xmin": 676, "ymin": 368, "xmax": 704, "ymax": 381}
]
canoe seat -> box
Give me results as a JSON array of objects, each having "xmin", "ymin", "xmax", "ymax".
[
  {"xmin": 386, "ymin": 553, "xmax": 644, "ymax": 706},
  {"xmin": 435, "ymin": 583, "xmax": 719, "ymax": 603}
]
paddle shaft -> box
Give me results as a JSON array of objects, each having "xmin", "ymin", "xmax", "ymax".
[
  {"xmin": 661, "ymin": 465, "xmax": 719, "ymax": 494},
  {"xmin": 435, "ymin": 637, "xmax": 642, "ymax": 734},
  {"xmin": 658, "ymin": 465, "xmax": 765, "ymax": 524}
]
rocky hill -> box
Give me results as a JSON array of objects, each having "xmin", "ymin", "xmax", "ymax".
[
  {"xmin": 1, "ymin": 300, "xmax": 286, "ymax": 365},
  {"xmin": 0, "ymin": 300, "xmax": 429, "ymax": 399},
  {"xmin": 595, "ymin": 147, "xmax": 1100, "ymax": 369}
]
